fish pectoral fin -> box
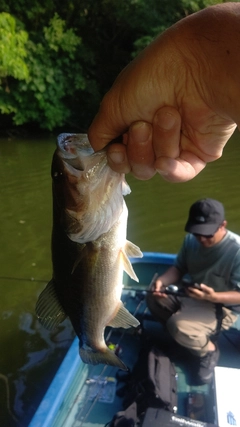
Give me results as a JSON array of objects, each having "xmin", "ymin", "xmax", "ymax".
[
  {"xmin": 71, "ymin": 243, "xmax": 86, "ymax": 273},
  {"xmin": 125, "ymin": 240, "xmax": 143, "ymax": 258},
  {"xmin": 121, "ymin": 250, "xmax": 139, "ymax": 282},
  {"xmin": 36, "ymin": 279, "xmax": 67, "ymax": 331},
  {"xmin": 108, "ymin": 303, "xmax": 140, "ymax": 329},
  {"xmin": 121, "ymin": 240, "xmax": 143, "ymax": 282}
]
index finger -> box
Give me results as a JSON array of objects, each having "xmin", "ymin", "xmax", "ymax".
[{"xmin": 88, "ymin": 102, "xmax": 127, "ymax": 151}]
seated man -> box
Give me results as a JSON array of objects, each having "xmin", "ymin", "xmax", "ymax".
[{"xmin": 146, "ymin": 198, "xmax": 240, "ymax": 384}]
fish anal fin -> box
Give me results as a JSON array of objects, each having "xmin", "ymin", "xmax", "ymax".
[
  {"xmin": 79, "ymin": 345, "xmax": 128, "ymax": 371},
  {"xmin": 108, "ymin": 302, "xmax": 140, "ymax": 329},
  {"xmin": 36, "ymin": 279, "xmax": 67, "ymax": 331}
]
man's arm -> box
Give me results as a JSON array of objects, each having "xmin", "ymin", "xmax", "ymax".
[
  {"xmin": 187, "ymin": 285, "xmax": 240, "ymax": 306},
  {"xmin": 213, "ymin": 290, "xmax": 240, "ymax": 306},
  {"xmin": 89, "ymin": 3, "xmax": 240, "ymax": 182}
]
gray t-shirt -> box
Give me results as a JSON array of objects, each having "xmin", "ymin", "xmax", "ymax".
[{"xmin": 175, "ymin": 230, "xmax": 240, "ymax": 293}]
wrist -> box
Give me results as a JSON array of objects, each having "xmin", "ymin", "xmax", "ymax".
[
  {"xmin": 211, "ymin": 291, "xmax": 219, "ymax": 304},
  {"xmin": 184, "ymin": 4, "xmax": 240, "ymax": 125}
]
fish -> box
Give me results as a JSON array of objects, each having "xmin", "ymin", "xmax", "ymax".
[{"xmin": 36, "ymin": 133, "xmax": 142, "ymax": 370}]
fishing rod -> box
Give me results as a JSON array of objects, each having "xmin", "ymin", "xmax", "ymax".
[
  {"xmin": 0, "ymin": 276, "xmax": 201, "ymax": 296},
  {"xmin": 0, "ymin": 276, "xmax": 47, "ymax": 283},
  {"xmin": 123, "ymin": 285, "xmax": 187, "ymax": 297},
  {"xmin": 123, "ymin": 273, "xmax": 202, "ymax": 297},
  {"xmin": 0, "ymin": 275, "xmax": 182, "ymax": 294},
  {"xmin": 123, "ymin": 284, "xmax": 194, "ymax": 297}
]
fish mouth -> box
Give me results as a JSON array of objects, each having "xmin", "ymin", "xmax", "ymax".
[
  {"xmin": 57, "ymin": 133, "xmax": 94, "ymax": 171},
  {"xmin": 57, "ymin": 133, "xmax": 93, "ymax": 157}
]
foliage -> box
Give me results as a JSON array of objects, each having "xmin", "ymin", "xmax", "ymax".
[
  {"xmin": 12, "ymin": 14, "xmax": 86, "ymax": 130},
  {"xmin": 0, "ymin": 12, "xmax": 28, "ymax": 115},
  {"xmin": 2, "ymin": 13, "xmax": 88, "ymax": 130},
  {"xmin": 0, "ymin": 0, "xmax": 226, "ymax": 133},
  {"xmin": 131, "ymin": 0, "xmax": 225, "ymax": 57}
]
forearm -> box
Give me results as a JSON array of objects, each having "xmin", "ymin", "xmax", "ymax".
[
  {"xmin": 173, "ymin": 3, "xmax": 240, "ymax": 126},
  {"xmin": 212, "ymin": 290, "xmax": 240, "ymax": 306},
  {"xmin": 157, "ymin": 266, "xmax": 182, "ymax": 287}
]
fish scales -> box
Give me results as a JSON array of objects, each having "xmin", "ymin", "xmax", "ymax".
[{"xmin": 36, "ymin": 133, "xmax": 142, "ymax": 370}]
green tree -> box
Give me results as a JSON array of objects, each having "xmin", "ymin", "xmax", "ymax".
[
  {"xmin": 0, "ymin": 12, "xmax": 28, "ymax": 114},
  {"xmin": 3, "ymin": 14, "xmax": 88, "ymax": 130},
  {"xmin": 0, "ymin": 0, "xmax": 228, "ymax": 133},
  {"xmin": 131, "ymin": 0, "xmax": 225, "ymax": 57}
]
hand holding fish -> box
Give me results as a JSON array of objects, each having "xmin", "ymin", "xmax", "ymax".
[{"xmin": 88, "ymin": 3, "xmax": 240, "ymax": 183}]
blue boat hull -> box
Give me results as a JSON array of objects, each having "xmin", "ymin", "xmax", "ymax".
[{"xmin": 29, "ymin": 252, "xmax": 240, "ymax": 427}]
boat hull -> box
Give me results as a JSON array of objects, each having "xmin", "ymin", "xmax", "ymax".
[{"xmin": 28, "ymin": 252, "xmax": 240, "ymax": 427}]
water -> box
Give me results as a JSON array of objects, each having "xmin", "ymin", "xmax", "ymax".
[
  {"xmin": 126, "ymin": 131, "xmax": 240, "ymax": 253},
  {"xmin": 0, "ymin": 132, "xmax": 240, "ymax": 426}
]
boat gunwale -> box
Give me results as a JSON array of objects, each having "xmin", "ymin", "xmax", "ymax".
[{"xmin": 28, "ymin": 338, "xmax": 80, "ymax": 427}]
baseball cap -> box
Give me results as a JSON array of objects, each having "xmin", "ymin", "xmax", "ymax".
[{"xmin": 185, "ymin": 198, "xmax": 225, "ymax": 236}]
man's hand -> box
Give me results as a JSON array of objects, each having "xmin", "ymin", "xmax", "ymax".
[
  {"xmin": 151, "ymin": 278, "xmax": 168, "ymax": 299},
  {"xmin": 88, "ymin": 3, "xmax": 240, "ymax": 183},
  {"xmin": 187, "ymin": 283, "xmax": 216, "ymax": 302}
]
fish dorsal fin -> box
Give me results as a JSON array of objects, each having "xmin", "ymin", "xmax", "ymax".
[
  {"xmin": 36, "ymin": 279, "xmax": 67, "ymax": 331},
  {"xmin": 108, "ymin": 302, "xmax": 140, "ymax": 329},
  {"xmin": 125, "ymin": 240, "xmax": 143, "ymax": 258}
]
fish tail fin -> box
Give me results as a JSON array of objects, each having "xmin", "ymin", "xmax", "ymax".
[{"xmin": 79, "ymin": 346, "xmax": 128, "ymax": 371}]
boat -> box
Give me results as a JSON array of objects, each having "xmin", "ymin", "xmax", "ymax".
[{"xmin": 28, "ymin": 252, "xmax": 240, "ymax": 427}]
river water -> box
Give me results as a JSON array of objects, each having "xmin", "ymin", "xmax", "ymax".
[{"xmin": 0, "ymin": 131, "xmax": 240, "ymax": 426}]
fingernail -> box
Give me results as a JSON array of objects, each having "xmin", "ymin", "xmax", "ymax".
[
  {"xmin": 109, "ymin": 151, "xmax": 125, "ymax": 164},
  {"xmin": 156, "ymin": 169, "xmax": 169, "ymax": 176},
  {"xmin": 131, "ymin": 122, "xmax": 151, "ymax": 142},
  {"xmin": 156, "ymin": 111, "xmax": 175, "ymax": 130}
]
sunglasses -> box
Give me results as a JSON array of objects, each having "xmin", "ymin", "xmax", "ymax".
[{"xmin": 193, "ymin": 233, "xmax": 214, "ymax": 239}]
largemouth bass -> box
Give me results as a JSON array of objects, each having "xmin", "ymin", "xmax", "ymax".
[{"xmin": 36, "ymin": 133, "xmax": 142, "ymax": 370}]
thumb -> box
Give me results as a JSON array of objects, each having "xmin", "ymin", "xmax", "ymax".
[
  {"xmin": 88, "ymin": 90, "xmax": 130, "ymax": 151},
  {"xmin": 88, "ymin": 115, "xmax": 123, "ymax": 152},
  {"xmin": 200, "ymin": 284, "xmax": 212, "ymax": 294}
]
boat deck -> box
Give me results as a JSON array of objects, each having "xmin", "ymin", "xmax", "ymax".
[{"xmin": 28, "ymin": 253, "xmax": 240, "ymax": 427}]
